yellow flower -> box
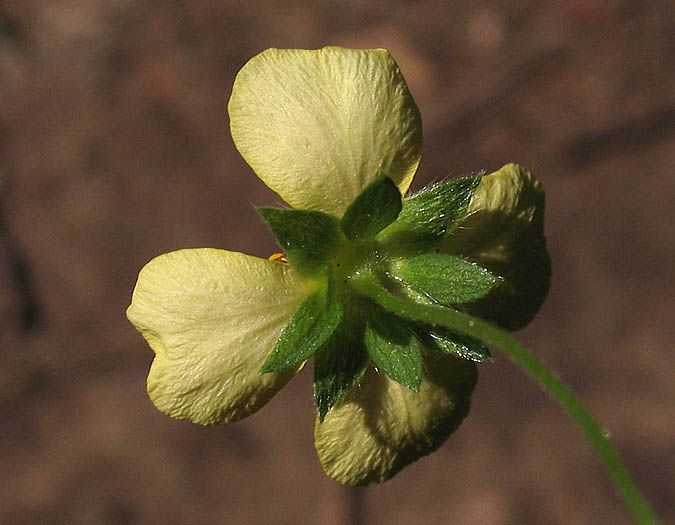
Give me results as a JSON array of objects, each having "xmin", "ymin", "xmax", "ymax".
[{"xmin": 127, "ymin": 47, "xmax": 549, "ymax": 486}]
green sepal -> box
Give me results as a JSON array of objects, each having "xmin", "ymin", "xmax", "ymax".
[
  {"xmin": 410, "ymin": 322, "xmax": 491, "ymax": 362},
  {"xmin": 313, "ymin": 323, "xmax": 369, "ymax": 422},
  {"xmin": 260, "ymin": 279, "xmax": 343, "ymax": 374},
  {"xmin": 390, "ymin": 253, "xmax": 499, "ymax": 305},
  {"xmin": 340, "ymin": 175, "xmax": 402, "ymax": 241},
  {"xmin": 258, "ymin": 207, "xmax": 341, "ymax": 276},
  {"xmin": 378, "ymin": 174, "xmax": 482, "ymax": 254},
  {"xmin": 364, "ymin": 308, "xmax": 422, "ymax": 391}
]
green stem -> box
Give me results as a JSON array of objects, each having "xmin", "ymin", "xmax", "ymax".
[{"xmin": 351, "ymin": 272, "xmax": 658, "ymax": 524}]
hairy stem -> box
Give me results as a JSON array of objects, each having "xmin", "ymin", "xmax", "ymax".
[{"xmin": 351, "ymin": 273, "xmax": 657, "ymax": 524}]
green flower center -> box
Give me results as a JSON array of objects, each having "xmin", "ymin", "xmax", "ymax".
[{"xmin": 259, "ymin": 173, "xmax": 497, "ymax": 419}]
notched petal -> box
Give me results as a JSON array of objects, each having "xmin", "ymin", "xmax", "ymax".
[
  {"xmin": 314, "ymin": 350, "xmax": 477, "ymax": 486},
  {"xmin": 127, "ymin": 249, "xmax": 309, "ymax": 425}
]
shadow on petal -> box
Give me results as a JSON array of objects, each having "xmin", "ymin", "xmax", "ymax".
[
  {"xmin": 441, "ymin": 164, "xmax": 551, "ymax": 330},
  {"xmin": 314, "ymin": 349, "xmax": 477, "ymax": 486}
]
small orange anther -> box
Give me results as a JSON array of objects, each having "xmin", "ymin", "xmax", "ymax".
[{"xmin": 268, "ymin": 253, "xmax": 289, "ymax": 264}]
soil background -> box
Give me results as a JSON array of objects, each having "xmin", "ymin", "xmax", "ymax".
[{"xmin": 1, "ymin": 1, "xmax": 673, "ymax": 524}]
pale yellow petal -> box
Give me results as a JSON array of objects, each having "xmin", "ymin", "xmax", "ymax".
[
  {"xmin": 314, "ymin": 350, "xmax": 477, "ymax": 486},
  {"xmin": 228, "ymin": 47, "xmax": 422, "ymax": 216},
  {"xmin": 441, "ymin": 164, "xmax": 551, "ymax": 330},
  {"xmin": 127, "ymin": 249, "xmax": 310, "ymax": 425}
]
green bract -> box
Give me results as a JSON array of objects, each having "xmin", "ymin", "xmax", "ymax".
[
  {"xmin": 127, "ymin": 47, "xmax": 550, "ymax": 487},
  {"xmin": 258, "ymin": 175, "xmax": 499, "ymax": 420}
]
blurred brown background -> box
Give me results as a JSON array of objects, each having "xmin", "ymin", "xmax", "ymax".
[{"xmin": 1, "ymin": 1, "xmax": 673, "ymax": 524}]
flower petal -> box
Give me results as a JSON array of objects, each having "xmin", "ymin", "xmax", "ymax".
[
  {"xmin": 127, "ymin": 249, "xmax": 310, "ymax": 425},
  {"xmin": 314, "ymin": 350, "xmax": 477, "ymax": 486},
  {"xmin": 228, "ymin": 47, "xmax": 422, "ymax": 216},
  {"xmin": 440, "ymin": 164, "xmax": 551, "ymax": 330}
]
